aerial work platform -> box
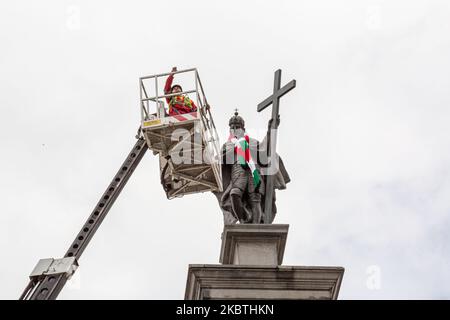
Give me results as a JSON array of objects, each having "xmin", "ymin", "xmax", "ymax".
[{"xmin": 139, "ymin": 68, "xmax": 222, "ymax": 199}]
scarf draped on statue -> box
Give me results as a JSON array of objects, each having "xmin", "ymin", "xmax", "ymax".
[{"xmin": 228, "ymin": 133, "xmax": 261, "ymax": 187}]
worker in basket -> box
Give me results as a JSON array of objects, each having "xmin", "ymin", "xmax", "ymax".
[{"xmin": 164, "ymin": 67, "xmax": 198, "ymax": 116}]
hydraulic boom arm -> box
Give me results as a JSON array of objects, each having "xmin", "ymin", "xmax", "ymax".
[{"xmin": 20, "ymin": 137, "xmax": 148, "ymax": 300}]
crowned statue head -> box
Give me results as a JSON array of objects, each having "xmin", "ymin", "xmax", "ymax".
[{"xmin": 229, "ymin": 109, "xmax": 245, "ymax": 138}]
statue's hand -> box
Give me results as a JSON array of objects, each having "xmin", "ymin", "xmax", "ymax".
[
  {"xmin": 268, "ymin": 115, "xmax": 280, "ymax": 129},
  {"xmin": 223, "ymin": 141, "xmax": 236, "ymax": 165},
  {"xmin": 225, "ymin": 141, "xmax": 235, "ymax": 153}
]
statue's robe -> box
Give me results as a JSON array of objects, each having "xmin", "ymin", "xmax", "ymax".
[{"xmin": 212, "ymin": 135, "xmax": 291, "ymax": 225}]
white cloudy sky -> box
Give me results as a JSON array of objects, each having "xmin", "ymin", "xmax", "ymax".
[{"xmin": 1, "ymin": 0, "xmax": 450, "ymax": 299}]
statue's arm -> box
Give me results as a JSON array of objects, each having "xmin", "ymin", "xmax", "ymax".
[
  {"xmin": 257, "ymin": 115, "xmax": 281, "ymax": 167},
  {"xmin": 221, "ymin": 142, "xmax": 235, "ymax": 164}
]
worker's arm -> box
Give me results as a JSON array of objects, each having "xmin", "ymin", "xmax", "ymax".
[
  {"xmin": 164, "ymin": 67, "xmax": 177, "ymax": 103},
  {"xmin": 164, "ymin": 74, "xmax": 174, "ymax": 94},
  {"xmin": 191, "ymin": 99, "xmax": 198, "ymax": 111}
]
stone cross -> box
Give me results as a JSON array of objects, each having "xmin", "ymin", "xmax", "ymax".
[{"xmin": 257, "ymin": 69, "xmax": 296, "ymax": 223}]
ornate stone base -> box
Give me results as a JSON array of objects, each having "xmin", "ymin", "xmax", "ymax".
[
  {"xmin": 185, "ymin": 224, "xmax": 345, "ymax": 300},
  {"xmin": 185, "ymin": 264, "xmax": 344, "ymax": 300}
]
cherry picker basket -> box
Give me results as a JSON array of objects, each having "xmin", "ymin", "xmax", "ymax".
[{"xmin": 139, "ymin": 68, "xmax": 222, "ymax": 199}]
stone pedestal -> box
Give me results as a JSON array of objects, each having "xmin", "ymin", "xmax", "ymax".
[
  {"xmin": 185, "ymin": 224, "xmax": 344, "ymax": 300},
  {"xmin": 219, "ymin": 224, "xmax": 288, "ymax": 265}
]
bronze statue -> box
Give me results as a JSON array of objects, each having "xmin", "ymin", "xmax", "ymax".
[{"xmin": 213, "ymin": 111, "xmax": 290, "ymax": 225}]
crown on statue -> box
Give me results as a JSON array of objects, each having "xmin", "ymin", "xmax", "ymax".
[{"xmin": 228, "ymin": 109, "xmax": 245, "ymax": 129}]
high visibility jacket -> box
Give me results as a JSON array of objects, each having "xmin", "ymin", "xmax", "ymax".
[
  {"xmin": 164, "ymin": 74, "xmax": 198, "ymax": 115},
  {"xmin": 168, "ymin": 95, "xmax": 196, "ymax": 115}
]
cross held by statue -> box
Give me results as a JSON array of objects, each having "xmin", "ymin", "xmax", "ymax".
[{"xmin": 257, "ymin": 69, "xmax": 296, "ymax": 223}]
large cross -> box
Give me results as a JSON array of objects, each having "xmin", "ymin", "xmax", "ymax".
[{"xmin": 257, "ymin": 69, "xmax": 296, "ymax": 223}]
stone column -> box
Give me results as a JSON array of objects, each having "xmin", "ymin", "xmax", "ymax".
[{"xmin": 185, "ymin": 224, "xmax": 344, "ymax": 300}]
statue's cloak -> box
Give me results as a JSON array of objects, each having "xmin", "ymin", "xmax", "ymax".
[{"xmin": 212, "ymin": 136, "xmax": 291, "ymax": 224}]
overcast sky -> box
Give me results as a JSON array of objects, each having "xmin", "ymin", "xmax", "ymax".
[{"xmin": 1, "ymin": 0, "xmax": 450, "ymax": 299}]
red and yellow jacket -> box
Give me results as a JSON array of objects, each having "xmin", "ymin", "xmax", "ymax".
[{"xmin": 164, "ymin": 74, "xmax": 198, "ymax": 116}]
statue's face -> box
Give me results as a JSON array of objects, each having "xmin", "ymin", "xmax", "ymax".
[{"xmin": 230, "ymin": 125, "xmax": 245, "ymax": 138}]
